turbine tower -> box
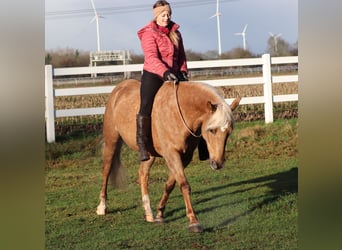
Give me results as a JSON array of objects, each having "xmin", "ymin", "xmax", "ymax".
[
  {"xmin": 209, "ymin": 0, "xmax": 222, "ymax": 56},
  {"xmin": 90, "ymin": 0, "xmax": 103, "ymax": 52},
  {"xmin": 235, "ymin": 24, "xmax": 248, "ymax": 50},
  {"xmin": 269, "ymin": 32, "xmax": 282, "ymax": 52}
]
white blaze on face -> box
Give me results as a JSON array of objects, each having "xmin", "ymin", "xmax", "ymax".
[{"xmin": 220, "ymin": 122, "xmax": 229, "ymax": 132}]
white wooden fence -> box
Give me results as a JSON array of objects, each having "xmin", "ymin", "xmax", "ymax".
[{"xmin": 45, "ymin": 54, "xmax": 298, "ymax": 143}]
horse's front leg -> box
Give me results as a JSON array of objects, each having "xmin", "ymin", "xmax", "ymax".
[
  {"xmin": 165, "ymin": 156, "xmax": 203, "ymax": 233},
  {"xmin": 178, "ymin": 176, "xmax": 203, "ymax": 232},
  {"xmin": 138, "ymin": 157, "xmax": 155, "ymax": 222},
  {"xmin": 155, "ymin": 173, "xmax": 176, "ymax": 223}
]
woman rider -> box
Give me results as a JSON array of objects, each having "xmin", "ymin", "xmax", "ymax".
[{"xmin": 136, "ymin": 0, "xmax": 189, "ymax": 161}]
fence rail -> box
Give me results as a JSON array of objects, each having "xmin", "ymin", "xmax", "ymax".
[{"xmin": 45, "ymin": 54, "xmax": 298, "ymax": 143}]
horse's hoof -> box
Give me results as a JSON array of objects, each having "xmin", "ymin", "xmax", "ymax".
[
  {"xmin": 154, "ymin": 217, "xmax": 165, "ymax": 224},
  {"xmin": 188, "ymin": 223, "xmax": 203, "ymax": 233},
  {"xmin": 96, "ymin": 206, "xmax": 106, "ymax": 215},
  {"xmin": 144, "ymin": 214, "xmax": 154, "ymax": 223}
]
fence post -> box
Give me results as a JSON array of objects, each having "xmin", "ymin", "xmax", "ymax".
[
  {"xmin": 45, "ymin": 65, "xmax": 56, "ymax": 143},
  {"xmin": 262, "ymin": 54, "xmax": 274, "ymax": 123}
]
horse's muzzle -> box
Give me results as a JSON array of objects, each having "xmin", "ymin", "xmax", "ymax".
[{"xmin": 209, "ymin": 159, "xmax": 224, "ymax": 170}]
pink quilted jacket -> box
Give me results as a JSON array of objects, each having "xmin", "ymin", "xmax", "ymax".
[{"xmin": 137, "ymin": 21, "xmax": 188, "ymax": 78}]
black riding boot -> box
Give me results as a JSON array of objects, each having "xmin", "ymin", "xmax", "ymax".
[{"xmin": 136, "ymin": 114, "xmax": 151, "ymax": 161}]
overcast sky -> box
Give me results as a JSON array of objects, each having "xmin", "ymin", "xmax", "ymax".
[{"xmin": 45, "ymin": 0, "xmax": 298, "ymax": 55}]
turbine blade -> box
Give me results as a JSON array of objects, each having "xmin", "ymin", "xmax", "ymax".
[
  {"xmin": 90, "ymin": 16, "xmax": 96, "ymax": 23},
  {"xmin": 209, "ymin": 14, "xmax": 217, "ymax": 19},
  {"xmin": 243, "ymin": 24, "xmax": 248, "ymax": 33},
  {"xmin": 90, "ymin": 0, "xmax": 96, "ymax": 12}
]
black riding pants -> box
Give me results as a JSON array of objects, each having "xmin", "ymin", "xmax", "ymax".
[{"xmin": 138, "ymin": 70, "xmax": 164, "ymax": 116}]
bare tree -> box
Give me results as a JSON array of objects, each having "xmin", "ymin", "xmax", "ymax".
[
  {"xmin": 185, "ymin": 49, "xmax": 204, "ymax": 61},
  {"xmin": 45, "ymin": 48, "xmax": 90, "ymax": 67},
  {"xmin": 267, "ymin": 37, "xmax": 294, "ymax": 57},
  {"xmin": 221, "ymin": 47, "xmax": 255, "ymax": 59}
]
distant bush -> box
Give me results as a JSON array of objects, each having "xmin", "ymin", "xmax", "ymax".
[
  {"xmin": 45, "ymin": 48, "xmax": 90, "ymax": 67},
  {"xmin": 46, "ymin": 38, "xmax": 297, "ymax": 68}
]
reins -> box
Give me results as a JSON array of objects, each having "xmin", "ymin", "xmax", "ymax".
[{"xmin": 173, "ymin": 81, "xmax": 202, "ymax": 138}]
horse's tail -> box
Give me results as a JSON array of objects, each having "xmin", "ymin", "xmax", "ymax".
[{"xmin": 108, "ymin": 139, "xmax": 128, "ymax": 189}]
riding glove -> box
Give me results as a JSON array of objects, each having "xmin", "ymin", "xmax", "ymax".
[
  {"xmin": 163, "ymin": 71, "xmax": 179, "ymax": 84},
  {"xmin": 179, "ymin": 71, "xmax": 189, "ymax": 81}
]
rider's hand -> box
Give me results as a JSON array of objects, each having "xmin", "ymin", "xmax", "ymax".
[
  {"xmin": 163, "ymin": 71, "xmax": 179, "ymax": 84},
  {"xmin": 179, "ymin": 71, "xmax": 189, "ymax": 81}
]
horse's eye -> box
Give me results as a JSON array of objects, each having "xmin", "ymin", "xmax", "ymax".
[{"xmin": 209, "ymin": 129, "xmax": 216, "ymax": 135}]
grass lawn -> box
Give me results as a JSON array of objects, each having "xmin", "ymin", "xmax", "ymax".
[{"xmin": 45, "ymin": 119, "xmax": 298, "ymax": 249}]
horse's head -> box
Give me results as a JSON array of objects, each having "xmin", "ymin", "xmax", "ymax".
[{"xmin": 201, "ymin": 98, "xmax": 240, "ymax": 170}]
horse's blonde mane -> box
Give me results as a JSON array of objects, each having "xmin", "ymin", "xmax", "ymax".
[{"xmin": 198, "ymin": 83, "xmax": 234, "ymax": 132}]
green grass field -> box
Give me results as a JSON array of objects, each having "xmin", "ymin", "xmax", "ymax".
[{"xmin": 45, "ymin": 119, "xmax": 298, "ymax": 249}]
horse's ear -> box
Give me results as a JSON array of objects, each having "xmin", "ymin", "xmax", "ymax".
[
  {"xmin": 207, "ymin": 101, "xmax": 218, "ymax": 113},
  {"xmin": 230, "ymin": 97, "xmax": 241, "ymax": 111}
]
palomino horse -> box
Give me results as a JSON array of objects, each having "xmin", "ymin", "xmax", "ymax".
[{"xmin": 96, "ymin": 79, "xmax": 240, "ymax": 233}]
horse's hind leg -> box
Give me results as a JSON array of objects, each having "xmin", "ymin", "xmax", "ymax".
[
  {"xmin": 96, "ymin": 138, "xmax": 120, "ymax": 215},
  {"xmin": 139, "ymin": 157, "xmax": 155, "ymax": 222},
  {"xmin": 155, "ymin": 173, "xmax": 176, "ymax": 223}
]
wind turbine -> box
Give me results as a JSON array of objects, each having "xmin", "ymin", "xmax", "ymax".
[
  {"xmin": 90, "ymin": 0, "xmax": 103, "ymax": 52},
  {"xmin": 269, "ymin": 32, "xmax": 282, "ymax": 52},
  {"xmin": 234, "ymin": 24, "xmax": 248, "ymax": 50},
  {"xmin": 209, "ymin": 0, "xmax": 222, "ymax": 56}
]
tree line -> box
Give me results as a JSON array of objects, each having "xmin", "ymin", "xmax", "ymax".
[{"xmin": 45, "ymin": 37, "xmax": 297, "ymax": 68}]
